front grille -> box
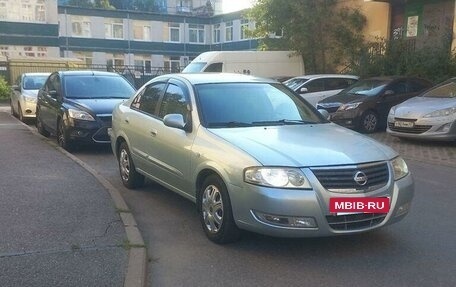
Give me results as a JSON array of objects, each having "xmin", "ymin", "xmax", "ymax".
[
  {"xmin": 388, "ymin": 122, "xmax": 432, "ymax": 134},
  {"xmin": 316, "ymin": 104, "xmax": 340, "ymax": 113},
  {"xmin": 311, "ymin": 162, "xmax": 389, "ymax": 192},
  {"xmin": 92, "ymin": 127, "xmax": 110, "ymax": 143},
  {"xmin": 326, "ymin": 213, "xmax": 387, "ymax": 230},
  {"xmin": 98, "ymin": 115, "xmax": 112, "ymax": 127}
]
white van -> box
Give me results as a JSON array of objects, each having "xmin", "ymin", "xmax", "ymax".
[{"xmin": 182, "ymin": 51, "xmax": 304, "ymax": 78}]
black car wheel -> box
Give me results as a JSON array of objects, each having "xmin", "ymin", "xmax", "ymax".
[
  {"xmin": 57, "ymin": 118, "xmax": 74, "ymax": 151},
  {"xmin": 35, "ymin": 109, "xmax": 50, "ymax": 137},
  {"xmin": 10, "ymin": 100, "xmax": 17, "ymax": 117},
  {"xmin": 198, "ymin": 174, "xmax": 240, "ymax": 244},
  {"xmin": 18, "ymin": 103, "xmax": 25, "ymax": 123},
  {"xmin": 118, "ymin": 142, "xmax": 144, "ymax": 189},
  {"xmin": 360, "ymin": 111, "xmax": 378, "ymax": 133}
]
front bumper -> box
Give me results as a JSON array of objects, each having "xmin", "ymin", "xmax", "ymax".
[
  {"xmin": 229, "ymin": 168, "xmax": 414, "ymax": 238},
  {"xmin": 20, "ymin": 99, "xmax": 37, "ymax": 118},
  {"xmin": 387, "ymin": 117, "xmax": 456, "ymax": 141},
  {"xmin": 66, "ymin": 117, "xmax": 112, "ymax": 144},
  {"xmin": 330, "ymin": 110, "xmax": 362, "ymax": 129}
]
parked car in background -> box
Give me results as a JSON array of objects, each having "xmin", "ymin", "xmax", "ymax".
[
  {"xmin": 36, "ymin": 71, "xmax": 135, "ymax": 151},
  {"xmin": 317, "ymin": 76, "xmax": 433, "ymax": 133},
  {"xmin": 284, "ymin": 74, "xmax": 358, "ymax": 107},
  {"xmin": 387, "ymin": 77, "xmax": 456, "ymax": 141},
  {"xmin": 111, "ymin": 73, "xmax": 414, "ymax": 244},
  {"xmin": 10, "ymin": 72, "xmax": 50, "ymax": 122}
]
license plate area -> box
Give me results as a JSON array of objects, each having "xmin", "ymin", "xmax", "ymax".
[
  {"xmin": 394, "ymin": 120, "xmax": 414, "ymax": 128},
  {"xmin": 330, "ymin": 197, "xmax": 390, "ymax": 215}
]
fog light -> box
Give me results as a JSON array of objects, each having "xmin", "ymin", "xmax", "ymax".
[
  {"xmin": 436, "ymin": 123, "xmax": 451, "ymax": 133},
  {"xmin": 25, "ymin": 109, "xmax": 32, "ymax": 114},
  {"xmin": 71, "ymin": 130, "xmax": 87, "ymax": 137},
  {"xmin": 395, "ymin": 203, "xmax": 410, "ymax": 217},
  {"xmin": 346, "ymin": 120, "xmax": 352, "ymax": 125},
  {"xmin": 253, "ymin": 211, "xmax": 317, "ymax": 228}
]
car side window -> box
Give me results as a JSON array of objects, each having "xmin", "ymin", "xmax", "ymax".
[
  {"xmin": 408, "ymin": 79, "xmax": 430, "ymax": 93},
  {"xmin": 158, "ymin": 83, "xmax": 188, "ymax": 122},
  {"xmin": 51, "ymin": 75, "xmax": 61, "ymax": 96},
  {"xmin": 131, "ymin": 83, "xmax": 166, "ymax": 115},
  {"xmin": 44, "ymin": 74, "xmax": 57, "ymax": 93},
  {"xmin": 304, "ymin": 79, "xmax": 325, "ymax": 93},
  {"xmin": 326, "ymin": 78, "xmax": 353, "ymax": 90},
  {"xmin": 389, "ymin": 81, "xmax": 407, "ymax": 94},
  {"xmin": 204, "ymin": 62, "xmax": 223, "ymax": 72}
]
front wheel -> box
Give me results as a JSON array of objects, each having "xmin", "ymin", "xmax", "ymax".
[
  {"xmin": 36, "ymin": 109, "xmax": 50, "ymax": 137},
  {"xmin": 118, "ymin": 142, "xmax": 144, "ymax": 189},
  {"xmin": 359, "ymin": 111, "xmax": 378, "ymax": 133},
  {"xmin": 199, "ymin": 175, "xmax": 240, "ymax": 244},
  {"xmin": 18, "ymin": 103, "xmax": 25, "ymax": 123},
  {"xmin": 57, "ymin": 118, "xmax": 74, "ymax": 152},
  {"xmin": 10, "ymin": 100, "xmax": 17, "ymax": 117}
]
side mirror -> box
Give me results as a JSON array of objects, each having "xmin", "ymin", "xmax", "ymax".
[
  {"xmin": 163, "ymin": 114, "xmax": 186, "ymax": 130},
  {"xmin": 384, "ymin": 90, "xmax": 394, "ymax": 96},
  {"xmin": 12, "ymin": 85, "xmax": 20, "ymax": 91},
  {"xmin": 300, "ymin": 87, "xmax": 308, "ymax": 94},
  {"xmin": 318, "ymin": 109, "xmax": 330, "ymax": 120}
]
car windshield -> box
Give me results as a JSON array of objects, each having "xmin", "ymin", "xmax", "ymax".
[
  {"xmin": 22, "ymin": 76, "xmax": 48, "ymax": 90},
  {"xmin": 421, "ymin": 80, "xmax": 456, "ymax": 98},
  {"xmin": 182, "ymin": 62, "xmax": 207, "ymax": 73},
  {"xmin": 64, "ymin": 75, "xmax": 135, "ymax": 99},
  {"xmin": 195, "ymin": 83, "xmax": 325, "ymax": 128},
  {"xmin": 343, "ymin": 79, "xmax": 388, "ymax": 96},
  {"xmin": 284, "ymin": 78, "xmax": 309, "ymax": 91}
]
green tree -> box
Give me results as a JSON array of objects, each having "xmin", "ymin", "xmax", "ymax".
[
  {"xmin": 67, "ymin": 0, "xmax": 94, "ymax": 8},
  {"xmin": 248, "ymin": 0, "xmax": 367, "ymax": 74},
  {"xmin": 94, "ymin": 0, "xmax": 114, "ymax": 9}
]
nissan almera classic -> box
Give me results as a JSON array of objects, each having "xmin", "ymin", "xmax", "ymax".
[{"xmin": 110, "ymin": 73, "xmax": 414, "ymax": 244}]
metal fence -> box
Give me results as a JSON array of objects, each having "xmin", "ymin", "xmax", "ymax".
[{"xmin": 0, "ymin": 60, "xmax": 182, "ymax": 89}]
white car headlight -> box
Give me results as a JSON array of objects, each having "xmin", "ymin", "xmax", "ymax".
[
  {"xmin": 244, "ymin": 167, "xmax": 312, "ymax": 189},
  {"xmin": 391, "ymin": 157, "xmax": 409, "ymax": 180},
  {"xmin": 423, "ymin": 107, "xmax": 456, "ymax": 118},
  {"xmin": 68, "ymin": 109, "xmax": 95, "ymax": 121},
  {"xmin": 337, "ymin": 102, "xmax": 362, "ymax": 111},
  {"xmin": 389, "ymin": 106, "xmax": 396, "ymax": 116}
]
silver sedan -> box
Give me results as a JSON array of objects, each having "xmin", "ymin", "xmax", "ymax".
[
  {"xmin": 110, "ymin": 73, "xmax": 414, "ymax": 243},
  {"xmin": 387, "ymin": 78, "xmax": 456, "ymax": 141}
]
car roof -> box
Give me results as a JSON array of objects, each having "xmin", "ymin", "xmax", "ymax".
[
  {"xmin": 22, "ymin": 72, "xmax": 50, "ymax": 77},
  {"xmin": 289, "ymin": 74, "xmax": 359, "ymax": 80},
  {"xmin": 58, "ymin": 70, "xmax": 121, "ymax": 77},
  {"xmin": 156, "ymin": 73, "xmax": 278, "ymax": 85}
]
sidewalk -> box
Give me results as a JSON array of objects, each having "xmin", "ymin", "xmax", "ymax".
[{"xmin": 0, "ymin": 110, "xmax": 130, "ymax": 286}]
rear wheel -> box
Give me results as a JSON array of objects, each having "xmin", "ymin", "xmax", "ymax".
[
  {"xmin": 360, "ymin": 111, "xmax": 378, "ymax": 133},
  {"xmin": 198, "ymin": 175, "xmax": 240, "ymax": 244},
  {"xmin": 118, "ymin": 142, "xmax": 144, "ymax": 189},
  {"xmin": 57, "ymin": 118, "xmax": 74, "ymax": 152},
  {"xmin": 36, "ymin": 109, "xmax": 50, "ymax": 137}
]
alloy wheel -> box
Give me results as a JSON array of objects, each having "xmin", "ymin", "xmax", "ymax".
[
  {"xmin": 119, "ymin": 148, "xmax": 131, "ymax": 182},
  {"xmin": 363, "ymin": 113, "xmax": 377, "ymax": 132}
]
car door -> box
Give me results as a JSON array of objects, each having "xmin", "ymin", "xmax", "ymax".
[
  {"xmin": 300, "ymin": 78, "xmax": 326, "ymax": 106},
  {"xmin": 144, "ymin": 79, "xmax": 195, "ymax": 196},
  {"xmin": 124, "ymin": 81, "xmax": 167, "ymax": 173},
  {"xmin": 38, "ymin": 73, "xmax": 61, "ymax": 132}
]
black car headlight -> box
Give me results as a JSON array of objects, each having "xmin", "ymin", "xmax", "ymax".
[{"xmin": 68, "ymin": 108, "xmax": 95, "ymax": 121}]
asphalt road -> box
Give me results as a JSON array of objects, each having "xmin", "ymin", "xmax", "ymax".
[{"xmin": 67, "ymin": 142, "xmax": 456, "ymax": 287}]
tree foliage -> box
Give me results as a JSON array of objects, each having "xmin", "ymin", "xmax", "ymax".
[{"xmin": 248, "ymin": 0, "xmax": 367, "ymax": 74}]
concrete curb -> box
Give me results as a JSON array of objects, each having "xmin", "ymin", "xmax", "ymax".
[{"xmin": 15, "ymin": 116, "xmax": 148, "ymax": 287}]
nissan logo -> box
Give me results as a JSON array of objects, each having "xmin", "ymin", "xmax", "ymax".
[{"xmin": 354, "ymin": 171, "xmax": 368, "ymax": 186}]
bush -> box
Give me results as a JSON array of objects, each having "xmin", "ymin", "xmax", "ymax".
[{"xmin": 0, "ymin": 76, "xmax": 11, "ymax": 100}]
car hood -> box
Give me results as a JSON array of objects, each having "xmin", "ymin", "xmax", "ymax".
[
  {"xmin": 319, "ymin": 92, "xmax": 368, "ymax": 105},
  {"xmin": 394, "ymin": 96, "xmax": 456, "ymax": 118},
  {"xmin": 22, "ymin": 89, "xmax": 40, "ymax": 97},
  {"xmin": 65, "ymin": 98, "xmax": 128, "ymax": 115},
  {"xmin": 209, "ymin": 123, "xmax": 396, "ymax": 167}
]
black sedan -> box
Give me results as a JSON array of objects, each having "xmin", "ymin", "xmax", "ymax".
[
  {"xmin": 36, "ymin": 71, "xmax": 136, "ymax": 151},
  {"xmin": 316, "ymin": 76, "xmax": 433, "ymax": 133}
]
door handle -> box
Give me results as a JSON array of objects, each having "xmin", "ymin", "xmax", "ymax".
[
  {"xmin": 150, "ymin": 129, "xmax": 157, "ymax": 136},
  {"xmin": 124, "ymin": 117, "xmax": 129, "ymax": 124}
]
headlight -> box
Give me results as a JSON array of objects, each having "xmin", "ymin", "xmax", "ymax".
[
  {"xmin": 23, "ymin": 95, "xmax": 36, "ymax": 103},
  {"xmin": 337, "ymin": 102, "xmax": 362, "ymax": 111},
  {"xmin": 389, "ymin": 106, "xmax": 396, "ymax": 116},
  {"xmin": 423, "ymin": 107, "xmax": 456, "ymax": 118},
  {"xmin": 68, "ymin": 109, "xmax": 95, "ymax": 121},
  {"xmin": 391, "ymin": 157, "xmax": 409, "ymax": 180},
  {"xmin": 244, "ymin": 167, "xmax": 312, "ymax": 189}
]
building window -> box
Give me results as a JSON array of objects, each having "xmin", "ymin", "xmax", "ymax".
[
  {"xmin": 164, "ymin": 56, "xmax": 181, "ymax": 73},
  {"xmin": 22, "ymin": 3, "xmax": 33, "ymax": 21},
  {"xmin": 133, "ymin": 21, "xmax": 151, "ymax": 41},
  {"xmin": 107, "ymin": 54, "xmax": 125, "ymax": 71},
  {"xmin": 105, "ymin": 19, "xmax": 124, "ymax": 39},
  {"xmin": 225, "ymin": 21, "xmax": 233, "ymax": 42},
  {"xmin": 72, "ymin": 16, "xmax": 91, "ymax": 37},
  {"xmin": 213, "ymin": 23, "xmax": 221, "ymax": 43},
  {"xmin": 0, "ymin": 1, "xmax": 6, "ymax": 20},
  {"xmin": 73, "ymin": 51, "xmax": 93, "ymax": 65},
  {"xmin": 35, "ymin": 0, "xmax": 45, "ymax": 22},
  {"xmin": 240, "ymin": 19, "xmax": 250, "ymax": 40},
  {"xmin": 189, "ymin": 24, "xmax": 204, "ymax": 43},
  {"xmin": 169, "ymin": 23, "xmax": 181, "ymax": 42},
  {"xmin": 134, "ymin": 57, "xmax": 152, "ymax": 74}
]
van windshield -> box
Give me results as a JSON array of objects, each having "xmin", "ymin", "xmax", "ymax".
[{"xmin": 182, "ymin": 62, "xmax": 207, "ymax": 73}]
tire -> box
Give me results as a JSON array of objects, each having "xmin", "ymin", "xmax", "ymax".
[
  {"xmin": 57, "ymin": 118, "xmax": 74, "ymax": 152},
  {"xmin": 359, "ymin": 111, "xmax": 378, "ymax": 133},
  {"xmin": 18, "ymin": 103, "xmax": 25, "ymax": 123},
  {"xmin": 36, "ymin": 109, "xmax": 50, "ymax": 137},
  {"xmin": 10, "ymin": 100, "xmax": 17, "ymax": 117},
  {"xmin": 118, "ymin": 142, "xmax": 144, "ymax": 189},
  {"xmin": 198, "ymin": 175, "xmax": 240, "ymax": 244}
]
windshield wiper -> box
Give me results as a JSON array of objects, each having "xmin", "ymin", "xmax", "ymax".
[
  {"xmin": 252, "ymin": 119, "xmax": 316, "ymax": 126},
  {"xmin": 207, "ymin": 121, "xmax": 253, "ymax": 128}
]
